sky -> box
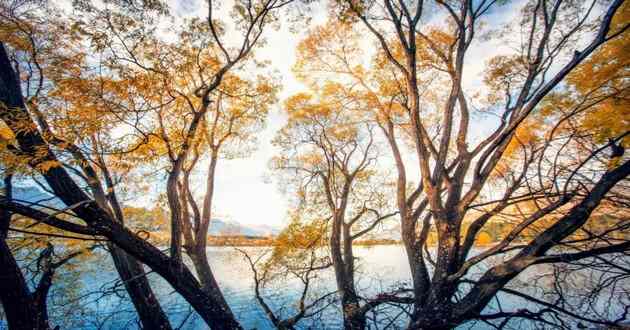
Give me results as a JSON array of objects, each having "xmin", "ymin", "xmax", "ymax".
[{"xmin": 162, "ymin": 0, "xmax": 542, "ymax": 228}]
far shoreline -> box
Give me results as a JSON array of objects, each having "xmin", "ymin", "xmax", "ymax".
[
  {"xmin": 202, "ymin": 236, "xmax": 506, "ymax": 248},
  {"xmin": 205, "ymin": 236, "xmax": 402, "ymax": 247}
]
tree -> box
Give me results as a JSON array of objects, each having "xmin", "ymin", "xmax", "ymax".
[
  {"xmin": 0, "ymin": 0, "xmax": 297, "ymax": 328},
  {"xmin": 1, "ymin": 0, "xmax": 628, "ymax": 329},
  {"xmin": 237, "ymin": 212, "xmax": 336, "ymax": 330},
  {"xmin": 273, "ymin": 84, "xmax": 399, "ymax": 329},
  {"xmin": 293, "ymin": 23, "xmax": 445, "ymax": 317},
  {"xmin": 74, "ymin": 8, "xmax": 278, "ymax": 306},
  {"xmin": 170, "ymin": 72, "xmax": 277, "ymax": 298},
  {"xmin": 318, "ymin": 0, "xmax": 630, "ymax": 328},
  {"xmin": 0, "ymin": 2, "xmax": 172, "ymax": 328}
]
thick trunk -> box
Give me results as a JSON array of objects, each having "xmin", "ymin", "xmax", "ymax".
[
  {"xmin": 430, "ymin": 214, "xmax": 461, "ymax": 294},
  {"xmin": 330, "ymin": 215, "xmax": 347, "ymax": 291},
  {"xmin": 403, "ymin": 243, "xmax": 428, "ymax": 305},
  {"xmin": 341, "ymin": 298, "xmax": 366, "ymax": 330},
  {"xmin": 337, "ymin": 277, "xmax": 365, "ymax": 330},
  {"xmin": 166, "ymin": 170, "xmax": 183, "ymax": 263},
  {"xmin": 415, "ymin": 223, "xmax": 458, "ymax": 329},
  {"xmin": 407, "ymin": 213, "xmax": 462, "ymax": 328},
  {"xmin": 400, "ymin": 217, "xmax": 429, "ymax": 307},
  {"xmin": 342, "ymin": 226, "xmax": 364, "ymax": 330},
  {"xmin": 189, "ymin": 246, "xmax": 233, "ymax": 312},
  {"xmin": 109, "ymin": 244, "xmax": 172, "ymax": 329}
]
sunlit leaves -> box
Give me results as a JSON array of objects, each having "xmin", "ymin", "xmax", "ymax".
[
  {"xmin": 267, "ymin": 212, "xmax": 327, "ymax": 271},
  {"xmin": 564, "ymin": 1, "xmax": 630, "ymax": 146},
  {"xmin": 483, "ymin": 55, "xmax": 528, "ymax": 104}
]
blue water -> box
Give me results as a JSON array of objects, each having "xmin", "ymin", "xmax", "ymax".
[{"xmin": 1, "ymin": 245, "xmax": 626, "ymax": 329}]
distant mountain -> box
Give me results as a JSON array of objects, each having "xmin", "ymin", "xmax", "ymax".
[{"xmin": 208, "ymin": 218, "xmax": 281, "ymax": 237}]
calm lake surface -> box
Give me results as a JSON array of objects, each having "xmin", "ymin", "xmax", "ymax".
[{"xmin": 7, "ymin": 245, "xmax": 626, "ymax": 329}]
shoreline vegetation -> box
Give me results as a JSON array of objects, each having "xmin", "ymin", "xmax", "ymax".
[
  {"xmin": 146, "ymin": 233, "xmax": 403, "ymax": 247},
  {"xmin": 206, "ymin": 236, "xmax": 402, "ymax": 247}
]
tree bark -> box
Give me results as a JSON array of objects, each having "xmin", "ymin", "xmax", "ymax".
[
  {"xmin": 330, "ymin": 212, "xmax": 366, "ymax": 330},
  {"xmin": 109, "ymin": 245, "xmax": 173, "ymax": 329},
  {"xmin": 167, "ymin": 169, "xmax": 184, "ymax": 263}
]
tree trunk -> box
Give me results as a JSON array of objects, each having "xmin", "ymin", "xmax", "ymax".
[
  {"xmin": 183, "ymin": 151, "xmax": 235, "ymax": 315},
  {"xmin": 167, "ymin": 169, "xmax": 184, "ymax": 263},
  {"xmin": 342, "ymin": 304, "xmax": 366, "ymax": 330},
  {"xmin": 330, "ymin": 215, "xmax": 366, "ymax": 330},
  {"xmin": 109, "ymin": 244, "xmax": 173, "ymax": 329},
  {"xmin": 400, "ymin": 216, "xmax": 430, "ymax": 307},
  {"xmin": 189, "ymin": 246, "xmax": 233, "ymax": 311}
]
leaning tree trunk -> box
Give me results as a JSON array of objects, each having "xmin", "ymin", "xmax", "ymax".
[
  {"xmin": 109, "ymin": 245, "xmax": 173, "ymax": 329},
  {"xmin": 101, "ymin": 170, "xmax": 173, "ymax": 330}
]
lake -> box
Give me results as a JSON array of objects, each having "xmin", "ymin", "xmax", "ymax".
[{"xmin": 9, "ymin": 245, "xmax": 626, "ymax": 329}]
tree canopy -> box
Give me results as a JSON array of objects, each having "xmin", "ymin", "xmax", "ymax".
[{"xmin": 0, "ymin": 0, "xmax": 628, "ymax": 329}]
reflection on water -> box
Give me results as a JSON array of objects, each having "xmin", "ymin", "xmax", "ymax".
[{"xmin": 15, "ymin": 245, "xmax": 626, "ymax": 329}]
